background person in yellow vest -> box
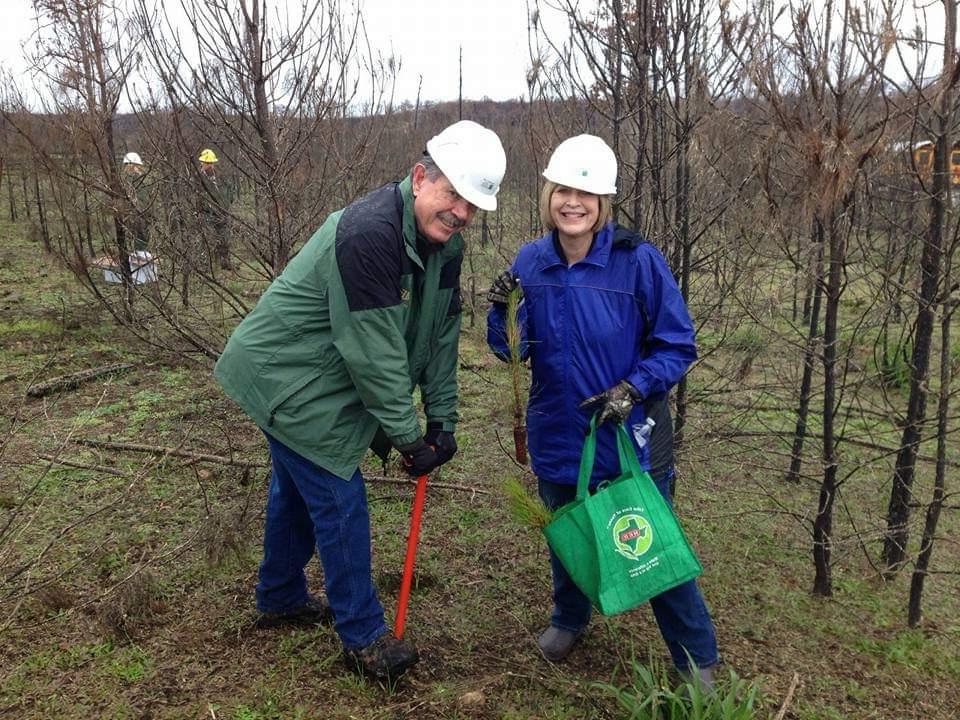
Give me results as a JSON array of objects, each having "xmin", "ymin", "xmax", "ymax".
[{"xmin": 197, "ymin": 148, "xmax": 234, "ymax": 269}]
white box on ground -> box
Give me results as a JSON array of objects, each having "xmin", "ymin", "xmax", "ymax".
[{"xmin": 97, "ymin": 252, "xmax": 158, "ymax": 284}]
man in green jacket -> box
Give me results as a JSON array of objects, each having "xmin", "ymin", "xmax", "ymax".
[{"xmin": 214, "ymin": 121, "xmax": 506, "ymax": 682}]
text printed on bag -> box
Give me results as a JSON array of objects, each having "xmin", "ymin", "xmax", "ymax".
[{"xmin": 627, "ymin": 555, "xmax": 661, "ymax": 578}]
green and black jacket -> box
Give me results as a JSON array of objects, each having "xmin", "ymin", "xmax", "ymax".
[{"xmin": 214, "ymin": 176, "xmax": 463, "ymax": 479}]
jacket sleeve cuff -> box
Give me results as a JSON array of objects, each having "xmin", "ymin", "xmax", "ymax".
[
  {"xmin": 626, "ymin": 371, "xmax": 651, "ymax": 402},
  {"xmin": 390, "ymin": 428, "xmax": 423, "ymax": 448},
  {"xmin": 426, "ymin": 419, "xmax": 456, "ymax": 433}
]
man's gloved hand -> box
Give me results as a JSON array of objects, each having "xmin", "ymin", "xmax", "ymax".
[
  {"xmin": 487, "ymin": 270, "xmax": 520, "ymax": 305},
  {"xmin": 397, "ymin": 438, "xmax": 441, "ymax": 477},
  {"xmin": 424, "ymin": 422, "xmax": 458, "ymax": 465},
  {"xmin": 579, "ymin": 380, "xmax": 642, "ymax": 426}
]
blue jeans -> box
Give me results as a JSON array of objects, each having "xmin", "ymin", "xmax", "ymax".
[
  {"xmin": 257, "ymin": 432, "xmax": 387, "ymax": 650},
  {"xmin": 538, "ymin": 472, "xmax": 720, "ymax": 671}
]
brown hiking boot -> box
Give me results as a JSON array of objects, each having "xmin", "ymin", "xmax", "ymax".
[
  {"xmin": 254, "ymin": 597, "xmax": 334, "ymax": 629},
  {"xmin": 344, "ymin": 632, "xmax": 419, "ymax": 682}
]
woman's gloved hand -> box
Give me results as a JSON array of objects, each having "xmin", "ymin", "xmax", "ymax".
[
  {"xmin": 487, "ymin": 270, "xmax": 520, "ymax": 305},
  {"xmin": 579, "ymin": 380, "xmax": 641, "ymax": 426}
]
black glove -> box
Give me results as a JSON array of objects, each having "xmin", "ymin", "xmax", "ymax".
[
  {"xmin": 396, "ymin": 438, "xmax": 441, "ymax": 477},
  {"xmin": 579, "ymin": 380, "xmax": 641, "ymax": 426},
  {"xmin": 487, "ymin": 270, "xmax": 520, "ymax": 305},
  {"xmin": 424, "ymin": 422, "xmax": 457, "ymax": 465}
]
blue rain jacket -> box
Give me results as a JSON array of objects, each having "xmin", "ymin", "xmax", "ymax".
[{"xmin": 487, "ymin": 222, "xmax": 697, "ymax": 485}]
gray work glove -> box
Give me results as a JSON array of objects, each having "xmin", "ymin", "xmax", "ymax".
[
  {"xmin": 579, "ymin": 380, "xmax": 642, "ymax": 426},
  {"xmin": 487, "ymin": 270, "xmax": 520, "ymax": 305}
]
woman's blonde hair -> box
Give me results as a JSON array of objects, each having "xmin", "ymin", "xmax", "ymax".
[{"xmin": 539, "ymin": 180, "xmax": 613, "ymax": 234}]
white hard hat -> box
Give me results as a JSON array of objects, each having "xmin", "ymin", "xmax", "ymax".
[
  {"xmin": 542, "ymin": 134, "xmax": 617, "ymax": 195},
  {"xmin": 426, "ymin": 120, "xmax": 506, "ymax": 211},
  {"xmin": 123, "ymin": 152, "xmax": 144, "ymax": 166}
]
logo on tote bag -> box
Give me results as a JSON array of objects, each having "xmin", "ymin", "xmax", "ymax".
[{"xmin": 611, "ymin": 512, "xmax": 653, "ymax": 561}]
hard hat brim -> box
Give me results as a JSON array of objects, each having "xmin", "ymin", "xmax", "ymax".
[
  {"xmin": 426, "ymin": 121, "xmax": 505, "ymax": 213},
  {"xmin": 542, "ymin": 169, "xmax": 616, "ymax": 196},
  {"xmin": 452, "ymin": 182, "xmax": 497, "ymax": 212}
]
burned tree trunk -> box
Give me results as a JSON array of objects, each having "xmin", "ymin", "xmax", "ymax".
[
  {"xmin": 812, "ymin": 207, "xmax": 847, "ymax": 597},
  {"xmin": 882, "ymin": 138, "xmax": 947, "ymax": 573},
  {"xmin": 786, "ymin": 220, "xmax": 825, "ymax": 483}
]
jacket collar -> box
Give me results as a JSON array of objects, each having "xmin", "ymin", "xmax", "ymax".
[{"xmin": 538, "ymin": 221, "xmax": 615, "ymax": 270}]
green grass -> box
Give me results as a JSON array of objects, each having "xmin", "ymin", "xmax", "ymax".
[
  {"xmin": 0, "ymin": 318, "xmax": 62, "ymax": 337},
  {"xmin": 595, "ymin": 654, "xmax": 764, "ymax": 720},
  {"xmin": 2, "ymin": 205, "xmax": 959, "ymax": 719},
  {"xmin": 105, "ymin": 646, "xmax": 152, "ymax": 683},
  {"xmin": 726, "ymin": 327, "xmax": 768, "ymax": 353}
]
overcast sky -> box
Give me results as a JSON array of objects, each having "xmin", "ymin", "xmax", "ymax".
[
  {"xmin": 361, "ymin": 0, "xmax": 553, "ymax": 103},
  {"xmin": 0, "ymin": 1, "xmax": 948, "ymax": 107},
  {"xmin": 0, "ymin": 0, "xmax": 570, "ymax": 106}
]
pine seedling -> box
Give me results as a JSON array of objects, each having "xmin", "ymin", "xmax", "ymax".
[
  {"xmin": 505, "ymin": 285, "xmax": 528, "ymax": 464},
  {"xmin": 503, "ymin": 477, "xmax": 552, "ymax": 530}
]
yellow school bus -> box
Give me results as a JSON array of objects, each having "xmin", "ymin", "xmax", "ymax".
[{"xmin": 912, "ymin": 141, "xmax": 960, "ymax": 184}]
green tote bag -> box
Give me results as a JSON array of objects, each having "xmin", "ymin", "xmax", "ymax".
[{"xmin": 542, "ymin": 416, "xmax": 703, "ymax": 616}]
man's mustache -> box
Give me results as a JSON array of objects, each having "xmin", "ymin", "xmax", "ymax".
[{"xmin": 438, "ymin": 211, "xmax": 467, "ymax": 229}]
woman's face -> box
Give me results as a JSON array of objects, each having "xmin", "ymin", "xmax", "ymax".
[{"xmin": 549, "ymin": 186, "xmax": 599, "ymax": 241}]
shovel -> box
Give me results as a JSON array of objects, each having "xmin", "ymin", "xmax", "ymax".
[{"xmin": 394, "ymin": 472, "xmax": 428, "ymax": 639}]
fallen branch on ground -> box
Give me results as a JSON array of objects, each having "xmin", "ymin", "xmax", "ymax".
[
  {"xmin": 26, "ymin": 363, "xmax": 135, "ymax": 398},
  {"xmin": 774, "ymin": 672, "xmax": 800, "ymax": 720},
  {"xmin": 363, "ymin": 475, "xmax": 489, "ymax": 495},
  {"xmin": 69, "ymin": 439, "xmax": 488, "ymax": 494},
  {"xmin": 38, "ymin": 453, "xmax": 128, "ymax": 477},
  {"xmin": 72, "ymin": 438, "xmax": 262, "ymax": 467}
]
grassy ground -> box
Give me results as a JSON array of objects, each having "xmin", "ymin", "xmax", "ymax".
[{"xmin": 1, "ymin": 217, "xmax": 958, "ymax": 719}]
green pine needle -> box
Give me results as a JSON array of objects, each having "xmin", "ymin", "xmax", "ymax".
[{"xmin": 503, "ymin": 477, "xmax": 552, "ymax": 530}]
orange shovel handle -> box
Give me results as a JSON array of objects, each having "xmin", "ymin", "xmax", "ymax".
[{"xmin": 394, "ymin": 473, "xmax": 428, "ymax": 639}]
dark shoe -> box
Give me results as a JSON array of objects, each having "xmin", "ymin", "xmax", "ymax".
[
  {"xmin": 679, "ymin": 663, "xmax": 716, "ymax": 691},
  {"xmin": 538, "ymin": 625, "xmax": 584, "ymax": 662},
  {"xmin": 254, "ymin": 597, "xmax": 334, "ymax": 629},
  {"xmin": 344, "ymin": 632, "xmax": 419, "ymax": 682}
]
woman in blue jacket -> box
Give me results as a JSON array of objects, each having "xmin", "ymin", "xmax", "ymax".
[{"xmin": 487, "ymin": 135, "xmax": 719, "ymax": 686}]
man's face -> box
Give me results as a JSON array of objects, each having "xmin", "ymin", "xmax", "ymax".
[
  {"xmin": 124, "ymin": 163, "xmax": 142, "ymax": 176},
  {"xmin": 412, "ymin": 164, "xmax": 477, "ymax": 244},
  {"xmin": 201, "ymin": 162, "xmax": 216, "ymax": 175}
]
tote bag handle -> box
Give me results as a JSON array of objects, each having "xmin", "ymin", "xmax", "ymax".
[{"xmin": 576, "ymin": 414, "xmax": 647, "ymax": 500}]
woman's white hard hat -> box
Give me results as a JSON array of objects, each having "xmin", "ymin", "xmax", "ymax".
[
  {"xmin": 543, "ymin": 134, "xmax": 617, "ymax": 195},
  {"xmin": 426, "ymin": 120, "xmax": 506, "ymax": 211}
]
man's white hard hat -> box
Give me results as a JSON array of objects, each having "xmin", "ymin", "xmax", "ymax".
[
  {"xmin": 123, "ymin": 152, "xmax": 144, "ymax": 166},
  {"xmin": 543, "ymin": 134, "xmax": 618, "ymax": 195},
  {"xmin": 426, "ymin": 120, "xmax": 506, "ymax": 211}
]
